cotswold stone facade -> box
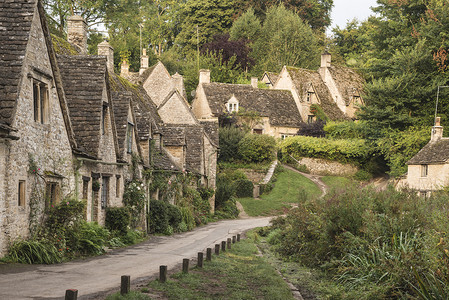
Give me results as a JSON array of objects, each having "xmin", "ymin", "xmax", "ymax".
[{"xmin": 0, "ymin": 0, "xmax": 76, "ymax": 255}]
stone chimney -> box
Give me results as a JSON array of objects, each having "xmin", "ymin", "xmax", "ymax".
[
  {"xmin": 139, "ymin": 48, "xmax": 149, "ymax": 75},
  {"xmin": 67, "ymin": 15, "xmax": 87, "ymax": 55},
  {"xmin": 431, "ymin": 117, "xmax": 443, "ymax": 142},
  {"xmin": 321, "ymin": 51, "xmax": 331, "ymax": 68},
  {"xmin": 97, "ymin": 40, "xmax": 114, "ymax": 72},
  {"xmin": 172, "ymin": 72, "xmax": 184, "ymax": 95},
  {"xmin": 199, "ymin": 69, "xmax": 211, "ymax": 84},
  {"xmin": 251, "ymin": 77, "xmax": 258, "ymax": 88},
  {"xmin": 120, "ymin": 60, "xmax": 130, "ymax": 77}
]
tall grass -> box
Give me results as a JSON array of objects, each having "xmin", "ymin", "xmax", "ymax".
[
  {"xmin": 7, "ymin": 239, "xmax": 62, "ymax": 264},
  {"xmin": 269, "ymin": 186, "xmax": 449, "ymax": 298}
]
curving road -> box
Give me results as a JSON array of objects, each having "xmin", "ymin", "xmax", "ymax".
[{"xmin": 0, "ymin": 217, "xmax": 272, "ymax": 300}]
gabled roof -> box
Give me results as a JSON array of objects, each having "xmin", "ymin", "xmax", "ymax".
[
  {"xmin": 262, "ymin": 72, "xmax": 279, "ymax": 86},
  {"xmin": 57, "ymin": 55, "xmax": 118, "ymax": 158},
  {"xmin": 202, "ymin": 83, "xmax": 303, "ymax": 128},
  {"xmin": 327, "ymin": 65, "xmax": 365, "ymax": 105},
  {"xmin": 407, "ymin": 139, "xmax": 449, "ymax": 165},
  {"xmin": 184, "ymin": 125, "xmax": 204, "ymax": 174},
  {"xmin": 200, "ymin": 120, "xmax": 219, "ymax": 147},
  {"xmin": 108, "ymin": 73, "xmax": 162, "ymax": 140},
  {"xmin": 286, "ymin": 67, "xmax": 348, "ymax": 121},
  {"xmin": 0, "ymin": 0, "xmax": 36, "ymax": 126},
  {"xmin": 111, "ymin": 91, "xmax": 132, "ymax": 157}
]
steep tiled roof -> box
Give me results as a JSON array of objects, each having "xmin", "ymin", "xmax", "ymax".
[
  {"xmin": 57, "ymin": 55, "xmax": 109, "ymax": 157},
  {"xmin": 153, "ymin": 147, "xmax": 181, "ymax": 171},
  {"xmin": 407, "ymin": 139, "xmax": 449, "ymax": 165},
  {"xmin": 185, "ymin": 125, "xmax": 204, "ymax": 173},
  {"xmin": 200, "ymin": 120, "xmax": 219, "ymax": 147},
  {"xmin": 161, "ymin": 125, "xmax": 185, "ymax": 146},
  {"xmin": 0, "ymin": 0, "xmax": 36, "ymax": 126},
  {"xmin": 286, "ymin": 67, "xmax": 348, "ymax": 121},
  {"xmin": 136, "ymin": 63, "xmax": 158, "ymax": 85},
  {"xmin": 327, "ymin": 65, "xmax": 365, "ymax": 105},
  {"xmin": 109, "ymin": 73, "xmax": 162, "ymax": 140},
  {"xmin": 265, "ymin": 72, "xmax": 279, "ymax": 85},
  {"xmin": 202, "ymin": 83, "xmax": 302, "ymax": 127},
  {"xmin": 111, "ymin": 91, "xmax": 132, "ymax": 157}
]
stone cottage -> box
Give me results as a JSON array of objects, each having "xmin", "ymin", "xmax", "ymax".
[
  {"xmin": 406, "ymin": 117, "xmax": 449, "ymax": 196},
  {"xmin": 192, "ymin": 70, "xmax": 303, "ymax": 139},
  {"xmin": 273, "ymin": 52, "xmax": 365, "ymax": 121},
  {"xmin": 0, "ymin": 0, "xmax": 78, "ymax": 255}
]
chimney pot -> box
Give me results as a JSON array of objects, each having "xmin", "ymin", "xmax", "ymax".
[
  {"xmin": 120, "ymin": 60, "xmax": 130, "ymax": 77},
  {"xmin": 320, "ymin": 51, "xmax": 331, "ymax": 68},
  {"xmin": 67, "ymin": 15, "xmax": 87, "ymax": 55}
]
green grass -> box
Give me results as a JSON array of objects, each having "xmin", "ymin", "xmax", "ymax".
[
  {"xmin": 134, "ymin": 237, "xmax": 295, "ymax": 300},
  {"xmin": 321, "ymin": 176, "xmax": 353, "ymax": 191},
  {"xmin": 239, "ymin": 169, "xmax": 322, "ymax": 216}
]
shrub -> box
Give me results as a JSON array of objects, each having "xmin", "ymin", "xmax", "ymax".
[
  {"xmin": 218, "ymin": 126, "xmax": 247, "ymax": 162},
  {"xmin": 45, "ymin": 198, "xmax": 85, "ymax": 233},
  {"xmin": 278, "ymin": 135, "xmax": 372, "ymax": 165},
  {"xmin": 179, "ymin": 207, "xmax": 195, "ymax": 231},
  {"xmin": 166, "ymin": 204, "xmax": 182, "ymax": 230},
  {"xmin": 234, "ymin": 179, "xmax": 254, "ymax": 198},
  {"xmin": 75, "ymin": 221, "xmax": 109, "ymax": 255},
  {"xmin": 215, "ymin": 174, "xmax": 236, "ymax": 209},
  {"xmin": 120, "ymin": 230, "xmax": 144, "ymax": 245},
  {"xmin": 353, "ymin": 169, "xmax": 372, "ymax": 181},
  {"xmin": 148, "ymin": 200, "xmax": 169, "ymax": 234},
  {"xmin": 214, "ymin": 198, "xmax": 239, "ymax": 219},
  {"xmin": 123, "ymin": 180, "xmax": 146, "ymax": 229},
  {"xmin": 297, "ymin": 120, "xmax": 326, "ymax": 137},
  {"xmin": 296, "ymin": 164, "xmax": 310, "ymax": 173},
  {"xmin": 105, "ymin": 207, "xmax": 130, "ymax": 235},
  {"xmin": 238, "ymin": 133, "xmax": 276, "ymax": 163},
  {"xmin": 324, "ymin": 121, "xmax": 368, "ymax": 139}
]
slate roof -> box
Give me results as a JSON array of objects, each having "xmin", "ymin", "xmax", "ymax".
[
  {"xmin": 202, "ymin": 83, "xmax": 303, "ymax": 128},
  {"xmin": 153, "ymin": 147, "xmax": 181, "ymax": 171},
  {"xmin": 327, "ymin": 65, "xmax": 365, "ymax": 105},
  {"xmin": 286, "ymin": 67, "xmax": 348, "ymax": 121},
  {"xmin": 407, "ymin": 139, "xmax": 449, "ymax": 165},
  {"xmin": 161, "ymin": 125, "xmax": 185, "ymax": 146},
  {"xmin": 111, "ymin": 91, "xmax": 132, "ymax": 157},
  {"xmin": 109, "ymin": 73, "xmax": 162, "ymax": 140},
  {"xmin": 0, "ymin": 0, "xmax": 36, "ymax": 126},
  {"xmin": 57, "ymin": 55, "xmax": 110, "ymax": 157},
  {"xmin": 185, "ymin": 125, "xmax": 204, "ymax": 174},
  {"xmin": 263, "ymin": 72, "xmax": 279, "ymax": 86},
  {"xmin": 200, "ymin": 120, "xmax": 219, "ymax": 147}
]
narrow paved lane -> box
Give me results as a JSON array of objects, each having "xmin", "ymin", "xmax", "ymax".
[{"xmin": 0, "ymin": 217, "xmax": 272, "ymax": 300}]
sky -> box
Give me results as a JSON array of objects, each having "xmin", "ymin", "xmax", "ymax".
[{"xmin": 329, "ymin": 0, "xmax": 378, "ymax": 33}]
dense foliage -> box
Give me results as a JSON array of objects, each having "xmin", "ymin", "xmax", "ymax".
[
  {"xmin": 238, "ymin": 133, "xmax": 276, "ymax": 163},
  {"xmin": 267, "ymin": 186, "xmax": 449, "ymax": 298}
]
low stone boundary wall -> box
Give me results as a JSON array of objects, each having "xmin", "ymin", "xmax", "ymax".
[{"xmin": 293, "ymin": 157, "xmax": 358, "ymax": 176}]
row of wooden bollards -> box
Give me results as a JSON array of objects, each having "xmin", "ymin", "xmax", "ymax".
[{"xmin": 64, "ymin": 233, "xmax": 241, "ymax": 300}]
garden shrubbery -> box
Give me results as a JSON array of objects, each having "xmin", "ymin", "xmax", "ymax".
[
  {"xmin": 148, "ymin": 199, "xmax": 190, "ymax": 234},
  {"xmin": 268, "ymin": 186, "xmax": 449, "ymax": 298},
  {"xmin": 234, "ymin": 179, "xmax": 254, "ymax": 197},
  {"xmin": 105, "ymin": 207, "xmax": 130, "ymax": 235},
  {"xmin": 238, "ymin": 133, "xmax": 276, "ymax": 163}
]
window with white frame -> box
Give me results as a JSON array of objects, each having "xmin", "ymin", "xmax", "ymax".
[{"xmin": 226, "ymin": 96, "xmax": 239, "ymax": 113}]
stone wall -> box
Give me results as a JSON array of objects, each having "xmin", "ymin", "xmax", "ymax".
[
  {"xmin": 158, "ymin": 93, "xmax": 197, "ymax": 124},
  {"xmin": 164, "ymin": 146, "xmax": 184, "ymax": 168},
  {"xmin": 407, "ymin": 163, "xmax": 449, "ymax": 191},
  {"xmin": 1, "ymin": 7, "xmax": 75, "ymax": 256},
  {"xmin": 294, "ymin": 157, "xmax": 358, "ymax": 176},
  {"xmin": 241, "ymin": 170, "xmax": 266, "ymax": 184}
]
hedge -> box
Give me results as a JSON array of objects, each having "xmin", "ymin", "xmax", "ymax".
[{"xmin": 278, "ymin": 136, "xmax": 372, "ymax": 165}]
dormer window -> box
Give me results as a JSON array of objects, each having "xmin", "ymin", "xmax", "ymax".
[
  {"xmin": 33, "ymin": 80, "xmax": 49, "ymax": 124},
  {"xmin": 226, "ymin": 95, "xmax": 239, "ymax": 113}
]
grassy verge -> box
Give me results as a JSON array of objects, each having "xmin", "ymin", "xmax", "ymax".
[
  {"xmin": 238, "ymin": 169, "xmax": 321, "ymax": 216},
  {"xmin": 320, "ymin": 175, "xmax": 353, "ymax": 191},
  {"xmin": 107, "ymin": 236, "xmax": 294, "ymax": 300}
]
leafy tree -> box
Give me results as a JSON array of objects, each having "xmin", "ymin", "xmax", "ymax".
[
  {"xmin": 229, "ymin": 7, "xmax": 261, "ymax": 42},
  {"xmin": 201, "ymin": 34, "xmax": 254, "ymax": 71},
  {"xmin": 252, "ymin": 4, "xmax": 321, "ymax": 73},
  {"xmin": 175, "ymin": 0, "xmax": 237, "ymax": 55}
]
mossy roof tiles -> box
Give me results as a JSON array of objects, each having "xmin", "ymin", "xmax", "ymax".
[{"xmin": 407, "ymin": 138, "xmax": 449, "ymax": 165}]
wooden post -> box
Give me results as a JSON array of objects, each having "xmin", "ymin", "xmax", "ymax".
[
  {"xmin": 197, "ymin": 252, "xmax": 203, "ymax": 268},
  {"xmin": 215, "ymin": 244, "xmax": 220, "ymax": 255},
  {"xmin": 206, "ymin": 248, "xmax": 212, "ymax": 261},
  {"xmin": 121, "ymin": 275, "xmax": 130, "ymax": 295},
  {"xmin": 182, "ymin": 258, "xmax": 189, "ymax": 274},
  {"xmin": 237, "ymin": 234, "xmax": 241, "ymax": 242},
  {"xmin": 232, "ymin": 236, "xmax": 236, "ymax": 243},
  {"xmin": 227, "ymin": 238, "xmax": 231, "ymax": 249},
  {"xmin": 159, "ymin": 265, "xmax": 167, "ymax": 283},
  {"xmin": 221, "ymin": 241, "xmax": 226, "ymax": 252},
  {"xmin": 65, "ymin": 289, "xmax": 78, "ymax": 300}
]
